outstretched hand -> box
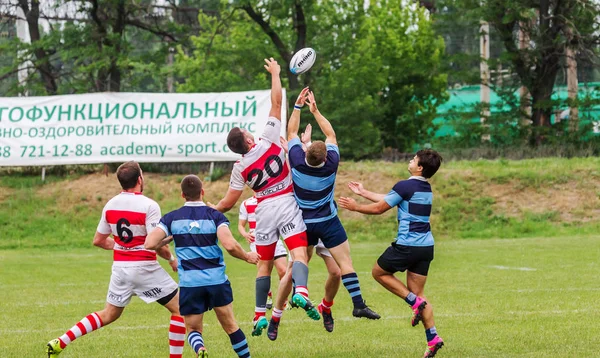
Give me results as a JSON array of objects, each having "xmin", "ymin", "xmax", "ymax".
[
  {"xmin": 246, "ymin": 252, "xmax": 261, "ymax": 264},
  {"xmin": 280, "ymin": 136, "xmax": 289, "ymax": 153},
  {"xmin": 264, "ymin": 58, "xmax": 281, "ymax": 75},
  {"xmin": 306, "ymin": 91, "xmax": 318, "ymax": 113},
  {"xmin": 301, "ymin": 123, "xmax": 312, "ymax": 144},
  {"xmin": 296, "ymin": 87, "xmax": 310, "ymax": 106},
  {"xmin": 348, "ymin": 181, "xmax": 365, "ymax": 196},
  {"xmin": 338, "ymin": 197, "xmax": 358, "ymax": 211}
]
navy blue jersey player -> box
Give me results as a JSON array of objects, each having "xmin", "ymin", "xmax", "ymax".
[
  {"xmin": 145, "ymin": 175, "xmax": 260, "ymax": 358},
  {"xmin": 266, "ymin": 88, "xmax": 380, "ymax": 340},
  {"xmin": 339, "ymin": 150, "xmax": 445, "ymax": 358}
]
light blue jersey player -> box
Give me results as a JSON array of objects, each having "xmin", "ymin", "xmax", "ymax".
[{"xmin": 145, "ymin": 175, "xmax": 259, "ymax": 358}]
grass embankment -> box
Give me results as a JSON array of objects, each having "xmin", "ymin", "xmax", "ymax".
[{"xmin": 1, "ymin": 158, "xmax": 599, "ymax": 250}]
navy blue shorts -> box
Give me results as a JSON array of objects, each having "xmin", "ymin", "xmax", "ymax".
[
  {"xmin": 306, "ymin": 216, "xmax": 348, "ymax": 249},
  {"xmin": 179, "ymin": 281, "xmax": 233, "ymax": 315},
  {"xmin": 377, "ymin": 243, "xmax": 434, "ymax": 276}
]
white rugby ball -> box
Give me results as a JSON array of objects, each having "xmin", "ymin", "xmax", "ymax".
[{"xmin": 289, "ymin": 48, "xmax": 316, "ymax": 75}]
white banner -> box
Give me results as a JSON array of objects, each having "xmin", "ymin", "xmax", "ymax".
[{"xmin": 0, "ymin": 90, "xmax": 287, "ymax": 166}]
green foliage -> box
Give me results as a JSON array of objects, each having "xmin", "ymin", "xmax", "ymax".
[{"xmin": 176, "ymin": 0, "xmax": 447, "ymax": 157}]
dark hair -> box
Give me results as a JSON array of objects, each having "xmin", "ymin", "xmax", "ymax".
[
  {"xmin": 416, "ymin": 149, "xmax": 443, "ymax": 178},
  {"xmin": 306, "ymin": 141, "xmax": 327, "ymax": 167},
  {"xmin": 116, "ymin": 161, "xmax": 141, "ymax": 190},
  {"xmin": 227, "ymin": 127, "xmax": 249, "ymax": 155},
  {"xmin": 181, "ymin": 175, "xmax": 203, "ymax": 201}
]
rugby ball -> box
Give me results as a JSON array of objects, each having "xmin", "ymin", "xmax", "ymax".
[{"xmin": 289, "ymin": 48, "xmax": 316, "ymax": 75}]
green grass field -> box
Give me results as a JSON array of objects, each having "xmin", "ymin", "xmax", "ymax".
[
  {"xmin": 2, "ymin": 236, "xmax": 600, "ymax": 357},
  {"xmin": 2, "ymin": 158, "xmax": 600, "ymax": 357}
]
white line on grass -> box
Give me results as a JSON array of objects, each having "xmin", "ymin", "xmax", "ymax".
[
  {"xmin": 5, "ymin": 308, "xmax": 600, "ymax": 335},
  {"xmin": 489, "ymin": 265, "xmax": 537, "ymax": 271}
]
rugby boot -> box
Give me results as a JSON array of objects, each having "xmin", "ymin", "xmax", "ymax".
[
  {"xmin": 251, "ymin": 316, "xmax": 268, "ymax": 336},
  {"xmin": 318, "ymin": 303, "xmax": 334, "ymax": 332},
  {"xmin": 46, "ymin": 339, "xmax": 63, "ymax": 357},
  {"xmin": 423, "ymin": 336, "xmax": 444, "ymax": 358},
  {"xmin": 292, "ymin": 293, "xmax": 320, "ymax": 320},
  {"xmin": 411, "ymin": 297, "xmax": 428, "ymax": 327}
]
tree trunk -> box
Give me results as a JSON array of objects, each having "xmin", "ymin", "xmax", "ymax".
[
  {"xmin": 19, "ymin": 0, "xmax": 57, "ymax": 95},
  {"xmin": 565, "ymin": 26, "xmax": 579, "ymax": 132}
]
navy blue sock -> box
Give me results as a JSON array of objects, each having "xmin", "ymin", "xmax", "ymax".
[
  {"xmin": 405, "ymin": 292, "xmax": 417, "ymax": 306},
  {"xmin": 425, "ymin": 327, "xmax": 437, "ymax": 342},
  {"xmin": 341, "ymin": 272, "xmax": 366, "ymax": 309},
  {"xmin": 229, "ymin": 329, "xmax": 250, "ymax": 358},
  {"xmin": 187, "ymin": 331, "xmax": 204, "ymax": 354}
]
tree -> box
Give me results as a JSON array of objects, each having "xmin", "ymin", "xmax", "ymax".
[
  {"xmin": 177, "ymin": 0, "xmax": 447, "ymax": 157},
  {"xmin": 437, "ymin": 0, "xmax": 600, "ymax": 144},
  {"xmin": 0, "ymin": 0, "xmax": 194, "ymax": 95}
]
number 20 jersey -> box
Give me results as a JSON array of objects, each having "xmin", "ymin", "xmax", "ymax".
[
  {"xmin": 96, "ymin": 192, "xmax": 161, "ymax": 266},
  {"xmin": 229, "ymin": 118, "xmax": 293, "ymax": 202}
]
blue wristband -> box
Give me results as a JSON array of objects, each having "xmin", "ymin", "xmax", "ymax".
[{"xmin": 294, "ymin": 105, "xmax": 302, "ymax": 110}]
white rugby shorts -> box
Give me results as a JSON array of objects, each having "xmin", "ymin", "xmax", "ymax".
[
  {"xmin": 254, "ymin": 195, "xmax": 307, "ymax": 246},
  {"xmin": 250, "ymin": 239, "xmax": 287, "ymax": 258},
  {"xmin": 314, "ymin": 239, "xmax": 332, "ymax": 258},
  {"xmin": 106, "ymin": 262, "xmax": 178, "ymax": 307}
]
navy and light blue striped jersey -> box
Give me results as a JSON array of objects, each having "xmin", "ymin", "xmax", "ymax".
[
  {"xmin": 158, "ymin": 202, "xmax": 229, "ymax": 287},
  {"xmin": 384, "ymin": 177, "xmax": 434, "ymax": 247},
  {"xmin": 288, "ymin": 137, "xmax": 339, "ymax": 223}
]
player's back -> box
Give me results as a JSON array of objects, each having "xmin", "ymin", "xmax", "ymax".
[
  {"xmin": 229, "ymin": 119, "xmax": 293, "ymax": 203},
  {"xmin": 159, "ymin": 202, "xmax": 230, "ymax": 288},
  {"xmin": 288, "ymin": 139, "xmax": 340, "ymax": 223},
  {"xmin": 99, "ymin": 192, "xmax": 160, "ymax": 265}
]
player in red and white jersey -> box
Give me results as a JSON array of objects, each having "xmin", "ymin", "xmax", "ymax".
[
  {"xmin": 214, "ymin": 58, "xmax": 319, "ymax": 337},
  {"xmin": 46, "ymin": 161, "xmax": 185, "ymax": 358},
  {"xmin": 238, "ymin": 196, "xmax": 288, "ymax": 309}
]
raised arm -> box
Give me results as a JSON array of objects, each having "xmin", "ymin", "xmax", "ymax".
[
  {"xmin": 348, "ymin": 181, "xmax": 387, "ymax": 203},
  {"xmin": 265, "ymin": 58, "xmax": 282, "ymax": 120},
  {"xmin": 338, "ymin": 197, "xmax": 392, "ymax": 215},
  {"xmin": 214, "ymin": 187, "xmax": 243, "ymax": 213},
  {"xmin": 306, "ymin": 91, "xmax": 336, "ymax": 145},
  {"xmin": 217, "ymin": 225, "xmax": 260, "ymax": 264},
  {"xmin": 287, "ymin": 87, "xmax": 310, "ymax": 140}
]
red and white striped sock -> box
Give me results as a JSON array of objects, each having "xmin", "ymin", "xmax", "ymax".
[
  {"xmin": 169, "ymin": 315, "xmax": 186, "ymax": 358},
  {"xmin": 295, "ymin": 286, "xmax": 309, "ymax": 298},
  {"xmin": 320, "ymin": 299, "xmax": 334, "ymax": 314},
  {"xmin": 272, "ymin": 308, "xmax": 283, "ymax": 323},
  {"xmin": 57, "ymin": 312, "xmax": 103, "ymax": 349},
  {"xmin": 254, "ymin": 307, "xmax": 266, "ymax": 322}
]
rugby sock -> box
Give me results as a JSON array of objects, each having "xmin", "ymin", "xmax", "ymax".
[
  {"xmin": 168, "ymin": 315, "xmax": 185, "ymax": 358},
  {"xmin": 229, "ymin": 328, "xmax": 250, "ymax": 358},
  {"xmin": 320, "ymin": 299, "xmax": 333, "ymax": 314},
  {"xmin": 272, "ymin": 307, "xmax": 283, "ymax": 323},
  {"xmin": 254, "ymin": 276, "xmax": 270, "ymax": 320},
  {"xmin": 57, "ymin": 312, "xmax": 104, "ymax": 349},
  {"xmin": 426, "ymin": 326, "xmax": 438, "ymax": 342},
  {"xmin": 342, "ymin": 273, "xmax": 366, "ymax": 309},
  {"xmin": 268, "ymin": 291, "xmax": 272, "ymax": 298},
  {"xmin": 187, "ymin": 331, "xmax": 204, "ymax": 354},
  {"xmin": 291, "ymin": 261, "xmax": 309, "ymax": 298},
  {"xmin": 405, "ymin": 292, "xmax": 417, "ymax": 306}
]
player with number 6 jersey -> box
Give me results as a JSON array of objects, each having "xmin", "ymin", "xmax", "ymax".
[
  {"xmin": 214, "ymin": 57, "xmax": 319, "ymax": 337},
  {"xmin": 46, "ymin": 161, "xmax": 184, "ymax": 358}
]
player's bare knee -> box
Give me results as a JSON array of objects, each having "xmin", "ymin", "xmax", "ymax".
[{"xmin": 99, "ymin": 305, "xmax": 123, "ymax": 324}]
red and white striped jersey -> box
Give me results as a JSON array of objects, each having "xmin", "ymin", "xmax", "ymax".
[
  {"xmin": 239, "ymin": 196, "xmax": 258, "ymax": 230},
  {"xmin": 96, "ymin": 192, "xmax": 161, "ymax": 266},
  {"xmin": 229, "ymin": 118, "xmax": 293, "ymax": 202}
]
